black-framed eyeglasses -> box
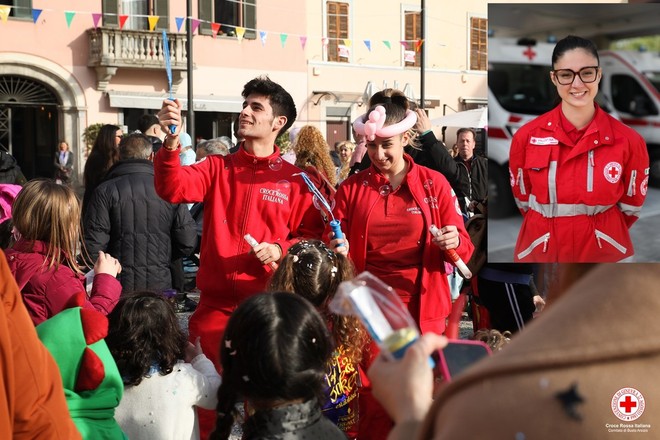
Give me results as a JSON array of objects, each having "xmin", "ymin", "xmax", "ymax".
[{"xmin": 551, "ymin": 66, "xmax": 600, "ymax": 85}]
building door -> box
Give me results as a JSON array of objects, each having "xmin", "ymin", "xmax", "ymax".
[
  {"xmin": 0, "ymin": 76, "xmax": 59, "ymax": 180},
  {"xmin": 326, "ymin": 120, "xmax": 348, "ymax": 150}
]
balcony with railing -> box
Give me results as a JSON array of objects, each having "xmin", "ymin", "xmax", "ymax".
[{"xmin": 87, "ymin": 28, "xmax": 188, "ymax": 92}]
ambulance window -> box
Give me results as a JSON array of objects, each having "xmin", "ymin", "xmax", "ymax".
[
  {"xmin": 489, "ymin": 63, "xmax": 556, "ymax": 115},
  {"xmin": 611, "ymin": 74, "xmax": 658, "ymax": 116}
]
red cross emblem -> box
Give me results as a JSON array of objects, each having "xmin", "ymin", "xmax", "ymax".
[
  {"xmin": 604, "ymin": 162, "xmax": 622, "ymax": 183},
  {"xmin": 523, "ymin": 46, "xmax": 536, "ymax": 61},
  {"xmin": 611, "ymin": 388, "xmax": 645, "ymax": 421},
  {"xmin": 619, "ymin": 396, "xmax": 637, "ymax": 413}
]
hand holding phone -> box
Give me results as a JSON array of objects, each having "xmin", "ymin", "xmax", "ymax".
[{"xmin": 435, "ymin": 339, "xmax": 491, "ymax": 382}]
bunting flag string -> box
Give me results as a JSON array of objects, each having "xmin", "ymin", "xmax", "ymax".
[
  {"xmin": 175, "ymin": 16, "xmax": 185, "ymax": 32},
  {"xmin": 211, "ymin": 22, "xmax": 221, "ymax": 37},
  {"xmin": 92, "ymin": 12, "xmax": 102, "ymax": 28},
  {"xmin": 32, "ymin": 9, "xmax": 42, "ymax": 23},
  {"xmin": 190, "ymin": 18, "xmax": 200, "ymax": 34},
  {"xmin": 236, "ymin": 26, "xmax": 246, "ymax": 42},
  {"xmin": 0, "ymin": 5, "xmax": 10, "ymax": 23},
  {"xmin": 64, "ymin": 11, "xmax": 75, "ymax": 28},
  {"xmin": 148, "ymin": 16, "xmax": 159, "ymax": 31},
  {"xmin": 0, "ymin": 5, "xmax": 433, "ymax": 56},
  {"xmin": 118, "ymin": 15, "xmax": 128, "ymax": 30}
]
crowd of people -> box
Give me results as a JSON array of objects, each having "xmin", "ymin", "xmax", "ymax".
[
  {"xmin": 4, "ymin": 33, "xmax": 648, "ymax": 440},
  {"xmin": 0, "ymin": 73, "xmax": 515, "ymax": 440}
]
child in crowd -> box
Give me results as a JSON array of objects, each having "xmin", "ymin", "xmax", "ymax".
[
  {"xmin": 5, "ymin": 178, "xmax": 122, "ymax": 325},
  {"xmin": 268, "ymin": 239, "xmax": 368, "ymax": 438},
  {"xmin": 106, "ymin": 291, "xmax": 221, "ymax": 440},
  {"xmin": 210, "ymin": 292, "xmax": 346, "ymax": 440},
  {"xmin": 472, "ymin": 328, "xmax": 512, "ymax": 352}
]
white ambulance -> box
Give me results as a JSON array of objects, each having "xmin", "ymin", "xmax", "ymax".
[
  {"xmin": 488, "ymin": 38, "xmax": 556, "ymax": 218},
  {"xmin": 488, "ymin": 38, "xmax": 658, "ymax": 218},
  {"xmin": 599, "ymin": 49, "xmax": 660, "ymax": 186}
]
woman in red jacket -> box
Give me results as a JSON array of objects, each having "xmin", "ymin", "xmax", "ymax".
[
  {"xmin": 509, "ymin": 35, "xmax": 649, "ymax": 262},
  {"xmin": 330, "ymin": 89, "xmax": 473, "ymax": 440},
  {"xmin": 5, "ymin": 179, "xmax": 122, "ymax": 325}
]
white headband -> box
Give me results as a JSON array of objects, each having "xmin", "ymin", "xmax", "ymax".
[{"xmin": 353, "ymin": 105, "xmax": 417, "ymax": 141}]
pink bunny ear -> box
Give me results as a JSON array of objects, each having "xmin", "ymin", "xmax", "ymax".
[
  {"xmin": 353, "ymin": 106, "xmax": 417, "ymax": 141},
  {"xmin": 364, "ymin": 106, "xmax": 387, "ymax": 141}
]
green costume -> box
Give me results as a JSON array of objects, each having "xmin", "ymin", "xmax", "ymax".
[{"xmin": 37, "ymin": 305, "xmax": 127, "ymax": 440}]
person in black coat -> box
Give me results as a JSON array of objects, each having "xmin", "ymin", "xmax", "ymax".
[
  {"xmin": 414, "ymin": 111, "xmax": 487, "ymax": 216},
  {"xmin": 0, "ymin": 150, "xmax": 26, "ymax": 185},
  {"xmin": 83, "ymin": 133, "xmax": 197, "ymax": 293}
]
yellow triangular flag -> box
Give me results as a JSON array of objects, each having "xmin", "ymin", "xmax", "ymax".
[
  {"xmin": 343, "ymin": 39, "xmax": 351, "ymax": 47},
  {"xmin": 236, "ymin": 26, "xmax": 246, "ymax": 42},
  {"xmin": 0, "ymin": 5, "xmax": 10, "ymax": 22},
  {"xmin": 148, "ymin": 16, "xmax": 159, "ymax": 31}
]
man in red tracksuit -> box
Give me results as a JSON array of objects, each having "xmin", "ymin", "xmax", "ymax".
[
  {"xmin": 155, "ymin": 76, "xmax": 325, "ymax": 438},
  {"xmin": 510, "ymin": 104, "xmax": 648, "ymax": 262}
]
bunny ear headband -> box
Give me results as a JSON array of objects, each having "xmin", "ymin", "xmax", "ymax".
[{"xmin": 353, "ymin": 105, "xmax": 417, "ymax": 141}]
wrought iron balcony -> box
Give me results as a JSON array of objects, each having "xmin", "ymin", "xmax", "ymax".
[{"xmin": 87, "ymin": 27, "xmax": 188, "ymax": 92}]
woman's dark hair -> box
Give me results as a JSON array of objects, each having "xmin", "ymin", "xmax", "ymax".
[
  {"xmin": 210, "ymin": 292, "xmax": 332, "ymax": 440},
  {"xmin": 268, "ymin": 239, "xmax": 367, "ymax": 365},
  {"xmin": 364, "ymin": 88, "xmax": 420, "ymax": 149},
  {"xmin": 83, "ymin": 124, "xmax": 120, "ymax": 191},
  {"xmin": 106, "ymin": 291, "xmax": 187, "ymax": 386},
  {"xmin": 551, "ymin": 35, "xmax": 599, "ymax": 67},
  {"xmin": 366, "ymin": 88, "xmax": 410, "ymax": 127}
]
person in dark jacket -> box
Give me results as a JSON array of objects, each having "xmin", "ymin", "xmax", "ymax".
[
  {"xmin": 138, "ymin": 113, "xmax": 164, "ymax": 154},
  {"xmin": 83, "ymin": 133, "xmax": 197, "ymax": 293},
  {"xmin": 414, "ymin": 110, "xmax": 487, "ymax": 215},
  {"xmin": 0, "ymin": 150, "xmax": 27, "ymax": 185}
]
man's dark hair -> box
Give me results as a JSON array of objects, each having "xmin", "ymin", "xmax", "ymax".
[
  {"xmin": 242, "ymin": 76, "xmax": 297, "ymax": 136},
  {"xmin": 138, "ymin": 114, "xmax": 160, "ymax": 134},
  {"xmin": 457, "ymin": 127, "xmax": 477, "ymax": 141},
  {"xmin": 119, "ymin": 133, "xmax": 153, "ymax": 160}
]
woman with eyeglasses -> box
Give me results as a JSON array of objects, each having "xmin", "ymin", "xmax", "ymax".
[{"xmin": 509, "ymin": 35, "xmax": 649, "ymax": 262}]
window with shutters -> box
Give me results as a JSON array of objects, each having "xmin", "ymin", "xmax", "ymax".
[
  {"xmin": 0, "ymin": 0, "xmax": 32, "ymax": 19},
  {"xmin": 404, "ymin": 10, "xmax": 421, "ymax": 67},
  {"xmin": 102, "ymin": 0, "xmax": 168, "ymax": 30},
  {"xmin": 199, "ymin": 0, "xmax": 256, "ymax": 39},
  {"xmin": 326, "ymin": 1, "xmax": 349, "ymax": 63},
  {"xmin": 469, "ymin": 16, "xmax": 487, "ymax": 71}
]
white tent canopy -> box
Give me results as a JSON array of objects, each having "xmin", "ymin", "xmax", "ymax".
[{"xmin": 430, "ymin": 107, "xmax": 487, "ymax": 129}]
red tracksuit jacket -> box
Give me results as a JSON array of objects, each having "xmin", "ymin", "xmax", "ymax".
[
  {"xmin": 154, "ymin": 144, "xmax": 325, "ymax": 365},
  {"xmin": 332, "ymin": 155, "xmax": 473, "ymax": 335},
  {"xmin": 509, "ymin": 104, "xmax": 648, "ymax": 262}
]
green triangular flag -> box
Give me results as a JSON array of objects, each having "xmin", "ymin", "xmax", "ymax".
[{"xmin": 65, "ymin": 11, "xmax": 75, "ymax": 28}]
